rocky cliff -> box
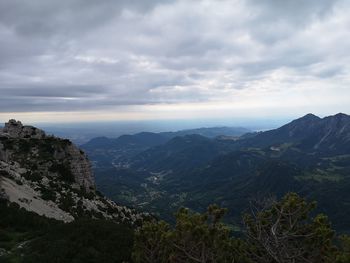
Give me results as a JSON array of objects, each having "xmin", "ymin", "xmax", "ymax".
[
  {"xmin": 2, "ymin": 119, "xmax": 46, "ymax": 139},
  {"xmin": 0, "ymin": 119, "xmax": 95, "ymax": 190},
  {"xmin": 0, "ymin": 120, "xmax": 148, "ymax": 225}
]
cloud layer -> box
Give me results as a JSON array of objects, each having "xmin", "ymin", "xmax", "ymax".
[{"xmin": 0, "ymin": 0, "xmax": 349, "ymax": 121}]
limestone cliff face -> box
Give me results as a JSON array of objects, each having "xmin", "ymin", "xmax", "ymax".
[
  {"xmin": 0, "ymin": 120, "xmax": 148, "ymax": 225},
  {"xmin": 0, "ymin": 119, "xmax": 95, "ymax": 190},
  {"xmin": 65, "ymin": 144, "xmax": 95, "ymax": 190}
]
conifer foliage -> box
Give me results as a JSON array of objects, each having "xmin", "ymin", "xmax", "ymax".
[{"xmin": 133, "ymin": 193, "xmax": 350, "ymax": 263}]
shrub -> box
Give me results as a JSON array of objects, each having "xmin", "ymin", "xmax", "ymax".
[
  {"xmin": 49, "ymin": 163, "xmax": 75, "ymax": 183},
  {"xmin": 40, "ymin": 188, "xmax": 56, "ymax": 202},
  {"xmin": 23, "ymin": 171, "xmax": 42, "ymax": 182}
]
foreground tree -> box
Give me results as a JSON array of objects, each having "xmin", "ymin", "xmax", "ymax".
[
  {"xmin": 169, "ymin": 205, "xmax": 245, "ymax": 262},
  {"xmin": 133, "ymin": 205, "xmax": 247, "ymax": 263},
  {"xmin": 336, "ymin": 235, "xmax": 350, "ymax": 262},
  {"xmin": 132, "ymin": 220, "xmax": 171, "ymax": 263},
  {"xmin": 133, "ymin": 193, "xmax": 349, "ymax": 263},
  {"xmin": 243, "ymin": 193, "xmax": 337, "ymax": 263}
]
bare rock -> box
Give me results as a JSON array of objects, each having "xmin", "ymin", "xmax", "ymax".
[
  {"xmin": 0, "ymin": 120, "xmax": 149, "ymax": 225},
  {"xmin": 3, "ymin": 119, "xmax": 45, "ymax": 139}
]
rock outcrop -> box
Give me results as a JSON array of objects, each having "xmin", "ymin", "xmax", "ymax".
[
  {"xmin": 65, "ymin": 143, "xmax": 95, "ymax": 190},
  {"xmin": 0, "ymin": 120, "xmax": 149, "ymax": 225},
  {"xmin": 0, "ymin": 119, "xmax": 95, "ymax": 191},
  {"xmin": 2, "ymin": 119, "xmax": 46, "ymax": 139}
]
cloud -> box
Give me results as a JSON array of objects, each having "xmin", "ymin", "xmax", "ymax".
[{"xmin": 0, "ymin": 0, "xmax": 349, "ymax": 120}]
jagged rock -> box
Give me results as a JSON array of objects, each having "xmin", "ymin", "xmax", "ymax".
[
  {"xmin": 2, "ymin": 119, "xmax": 45, "ymax": 139},
  {"xmin": 0, "ymin": 120, "xmax": 149, "ymax": 226},
  {"xmin": 0, "ymin": 119, "xmax": 95, "ymax": 191},
  {"xmin": 65, "ymin": 144, "xmax": 95, "ymax": 190}
]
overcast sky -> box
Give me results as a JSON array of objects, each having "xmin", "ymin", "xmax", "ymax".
[{"xmin": 0, "ymin": 0, "xmax": 349, "ymax": 123}]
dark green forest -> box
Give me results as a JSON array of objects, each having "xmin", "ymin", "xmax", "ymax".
[
  {"xmin": 0, "ymin": 199, "xmax": 134, "ymax": 263},
  {"xmin": 1, "ymin": 193, "xmax": 350, "ymax": 262}
]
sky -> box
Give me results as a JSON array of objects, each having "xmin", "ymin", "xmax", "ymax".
[{"xmin": 0, "ymin": 0, "xmax": 349, "ymax": 124}]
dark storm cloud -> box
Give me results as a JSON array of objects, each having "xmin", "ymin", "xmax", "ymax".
[{"xmin": 0, "ymin": 0, "xmax": 349, "ymax": 113}]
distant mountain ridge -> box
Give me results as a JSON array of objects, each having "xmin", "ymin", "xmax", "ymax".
[
  {"xmin": 83, "ymin": 132, "xmax": 168, "ymax": 151},
  {"xmin": 81, "ymin": 126, "xmax": 251, "ymax": 169},
  {"xmin": 88, "ymin": 113, "xmax": 350, "ymax": 231},
  {"xmin": 126, "ymin": 113, "xmax": 350, "ymax": 173},
  {"xmin": 160, "ymin": 126, "xmax": 251, "ymax": 139},
  {"xmin": 82, "ymin": 126, "xmax": 250, "ymax": 149},
  {"xmin": 236, "ymin": 113, "xmax": 350, "ymax": 154}
]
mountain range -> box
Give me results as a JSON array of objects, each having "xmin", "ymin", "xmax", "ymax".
[
  {"xmin": 82, "ymin": 126, "xmax": 250, "ymax": 168},
  {"xmin": 82, "ymin": 113, "xmax": 350, "ymax": 232}
]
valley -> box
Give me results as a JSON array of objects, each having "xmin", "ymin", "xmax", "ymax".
[{"xmin": 82, "ymin": 113, "xmax": 350, "ymax": 232}]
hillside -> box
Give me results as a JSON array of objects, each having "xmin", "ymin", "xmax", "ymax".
[
  {"xmin": 0, "ymin": 120, "xmax": 148, "ymax": 225},
  {"xmin": 81, "ymin": 126, "xmax": 250, "ymax": 169},
  {"xmin": 236, "ymin": 113, "xmax": 350, "ymax": 155},
  {"xmin": 129, "ymin": 134, "xmax": 238, "ymax": 173},
  {"xmin": 90, "ymin": 113, "xmax": 350, "ymax": 231}
]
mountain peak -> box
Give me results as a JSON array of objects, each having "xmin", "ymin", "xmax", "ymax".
[
  {"xmin": 283, "ymin": 113, "xmax": 321, "ymax": 130},
  {"xmin": 322, "ymin": 113, "xmax": 350, "ymax": 128},
  {"xmin": 333, "ymin": 113, "xmax": 349, "ymax": 119},
  {"xmin": 2, "ymin": 119, "xmax": 46, "ymax": 139},
  {"xmin": 299, "ymin": 113, "xmax": 321, "ymax": 121}
]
